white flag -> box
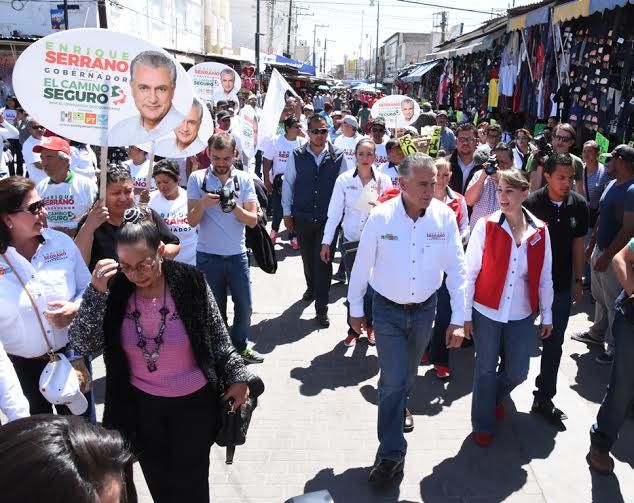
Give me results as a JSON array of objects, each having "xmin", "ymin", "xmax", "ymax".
[{"xmin": 256, "ymin": 69, "xmax": 294, "ymax": 151}]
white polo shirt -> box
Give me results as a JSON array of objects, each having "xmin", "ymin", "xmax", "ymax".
[
  {"xmin": 0, "ymin": 339, "xmax": 29, "ymax": 421},
  {"xmin": 322, "ymin": 168, "xmax": 392, "ymax": 244},
  {"xmin": 0, "ymin": 229, "xmax": 91, "ymax": 358},
  {"xmin": 36, "ymin": 171, "xmax": 98, "ymax": 231},
  {"xmin": 348, "ymin": 196, "xmax": 467, "ymax": 323}
]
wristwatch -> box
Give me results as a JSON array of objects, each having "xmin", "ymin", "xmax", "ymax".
[{"xmin": 575, "ymin": 277, "xmax": 584, "ymax": 284}]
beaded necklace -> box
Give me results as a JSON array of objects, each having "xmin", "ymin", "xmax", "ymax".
[{"xmin": 131, "ymin": 283, "xmax": 169, "ymax": 373}]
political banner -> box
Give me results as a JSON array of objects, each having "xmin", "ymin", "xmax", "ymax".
[
  {"xmin": 12, "ymin": 28, "xmax": 194, "ymax": 147},
  {"xmin": 140, "ymin": 96, "xmax": 213, "ymax": 158},
  {"xmin": 187, "ymin": 62, "xmax": 241, "ymax": 107},
  {"xmin": 371, "ymin": 95, "xmax": 420, "ymax": 129},
  {"xmin": 239, "ymin": 104, "xmax": 258, "ymax": 159}
]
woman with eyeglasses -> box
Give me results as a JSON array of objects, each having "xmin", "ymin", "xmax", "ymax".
[
  {"xmin": 0, "ymin": 176, "xmax": 93, "ymax": 418},
  {"xmin": 75, "ymin": 162, "xmax": 180, "ymax": 272},
  {"xmin": 68, "ymin": 207, "xmax": 251, "ymax": 502},
  {"xmin": 513, "ymin": 128, "xmax": 532, "ymax": 171}
]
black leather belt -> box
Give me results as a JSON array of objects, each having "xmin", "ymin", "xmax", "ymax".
[{"xmin": 376, "ymin": 292, "xmax": 435, "ymax": 310}]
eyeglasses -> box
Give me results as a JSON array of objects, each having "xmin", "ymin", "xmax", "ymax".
[
  {"xmin": 309, "ymin": 128, "xmax": 328, "ymax": 135},
  {"xmin": 9, "ymin": 200, "xmax": 46, "ymax": 215},
  {"xmin": 457, "ymin": 137, "xmax": 475, "ymax": 143},
  {"xmin": 554, "ymin": 135, "xmax": 573, "ymax": 142},
  {"xmin": 516, "ymin": 136, "xmax": 530, "ymax": 141},
  {"xmin": 118, "ymin": 256, "xmax": 158, "ymax": 275}
]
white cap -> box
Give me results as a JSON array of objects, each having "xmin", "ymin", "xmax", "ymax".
[{"xmin": 39, "ymin": 354, "xmax": 88, "ymax": 415}]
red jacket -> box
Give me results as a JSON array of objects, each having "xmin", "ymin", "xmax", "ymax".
[{"xmin": 474, "ymin": 212, "xmax": 547, "ymax": 313}]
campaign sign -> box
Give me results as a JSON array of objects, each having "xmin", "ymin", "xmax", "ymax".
[
  {"xmin": 371, "ymin": 95, "xmax": 421, "ymax": 129},
  {"xmin": 238, "ymin": 104, "xmax": 258, "ymax": 159},
  {"xmin": 187, "ymin": 62, "xmax": 241, "ymax": 107},
  {"xmin": 140, "ymin": 96, "xmax": 214, "ymax": 158},
  {"xmin": 12, "ymin": 28, "xmax": 193, "ymax": 147}
]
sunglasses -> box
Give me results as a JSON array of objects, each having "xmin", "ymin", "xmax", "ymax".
[
  {"xmin": 554, "ymin": 135, "xmax": 573, "ymax": 142},
  {"xmin": 309, "ymin": 128, "xmax": 328, "ymax": 135},
  {"xmin": 9, "ymin": 200, "xmax": 46, "ymax": 215}
]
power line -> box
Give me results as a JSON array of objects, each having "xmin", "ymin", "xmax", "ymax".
[{"xmin": 397, "ymin": 0, "xmax": 499, "ymax": 15}]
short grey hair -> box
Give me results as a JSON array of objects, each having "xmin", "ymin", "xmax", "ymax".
[
  {"xmin": 398, "ymin": 153, "xmax": 436, "ymax": 178},
  {"xmin": 130, "ymin": 50, "xmax": 177, "ymax": 85},
  {"xmin": 220, "ymin": 68, "xmax": 235, "ymax": 79},
  {"xmin": 402, "ymin": 97, "xmax": 415, "ymax": 107},
  {"xmin": 57, "ymin": 151, "xmax": 70, "ymax": 161},
  {"xmin": 192, "ymin": 99, "xmax": 204, "ymax": 121},
  {"xmin": 583, "ymin": 140, "xmax": 599, "ymax": 152}
]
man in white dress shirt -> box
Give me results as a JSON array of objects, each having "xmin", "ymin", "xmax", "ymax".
[
  {"xmin": 348, "ymin": 153, "xmax": 467, "ymax": 483},
  {"xmin": 108, "ymin": 51, "xmax": 184, "ymax": 146}
]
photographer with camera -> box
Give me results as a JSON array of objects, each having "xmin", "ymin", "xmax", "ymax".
[
  {"xmin": 528, "ymin": 124, "xmax": 584, "ymax": 193},
  {"xmin": 187, "ymin": 133, "xmax": 264, "ymax": 364},
  {"xmin": 465, "ymin": 143, "xmax": 516, "ymax": 230}
]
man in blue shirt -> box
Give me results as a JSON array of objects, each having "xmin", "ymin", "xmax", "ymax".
[
  {"xmin": 436, "ymin": 110, "xmax": 456, "ymax": 155},
  {"xmin": 574, "ymin": 145, "xmax": 634, "ymax": 365},
  {"xmin": 187, "ymin": 133, "xmax": 264, "ymax": 363}
]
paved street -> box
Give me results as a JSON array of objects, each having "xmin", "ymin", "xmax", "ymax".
[{"xmin": 91, "ymin": 235, "xmax": 634, "ymax": 503}]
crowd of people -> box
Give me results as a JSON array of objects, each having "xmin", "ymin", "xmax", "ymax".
[{"xmin": 0, "ymin": 84, "xmax": 633, "ymax": 500}]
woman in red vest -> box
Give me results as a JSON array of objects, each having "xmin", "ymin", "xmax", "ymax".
[
  {"xmin": 464, "ymin": 170, "xmax": 553, "ymax": 447},
  {"xmin": 423, "ymin": 158, "xmax": 470, "ymax": 378}
]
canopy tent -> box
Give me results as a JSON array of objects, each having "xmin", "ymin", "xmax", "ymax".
[{"xmin": 401, "ymin": 61, "xmax": 439, "ymax": 83}]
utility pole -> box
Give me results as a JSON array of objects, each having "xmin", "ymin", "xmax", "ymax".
[
  {"xmin": 57, "ymin": 1, "xmax": 80, "ymax": 29},
  {"xmin": 256, "ymin": 0, "xmax": 262, "ymax": 84},
  {"xmin": 374, "ymin": 0, "xmax": 379, "ymax": 86},
  {"xmin": 286, "ymin": 0, "xmax": 293, "ymax": 56},
  {"xmin": 313, "ymin": 24, "xmax": 328, "ymax": 70},
  {"xmin": 440, "ymin": 11, "xmax": 448, "ymax": 43},
  {"xmin": 324, "ymin": 38, "xmax": 335, "ymax": 75},
  {"xmin": 356, "ymin": 11, "xmax": 364, "ymax": 80}
]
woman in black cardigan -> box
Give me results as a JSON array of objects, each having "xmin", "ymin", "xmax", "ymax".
[{"xmin": 68, "ymin": 207, "xmax": 250, "ymax": 503}]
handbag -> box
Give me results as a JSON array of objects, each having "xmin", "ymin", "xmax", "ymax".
[
  {"xmin": 215, "ymin": 351, "xmax": 265, "ymax": 464},
  {"xmin": 1, "ymin": 253, "xmax": 92, "ymax": 395}
]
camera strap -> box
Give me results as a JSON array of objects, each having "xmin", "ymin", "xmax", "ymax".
[{"xmin": 200, "ymin": 168, "xmax": 240, "ymax": 195}]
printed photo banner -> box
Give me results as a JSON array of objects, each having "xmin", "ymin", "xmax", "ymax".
[
  {"xmin": 371, "ymin": 95, "xmax": 421, "ymax": 129},
  {"xmin": 187, "ymin": 62, "xmax": 241, "ymax": 107},
  {"xmin": 139, "ymin": 96, "xmax": 213, "ymax": 158},
  {"xmin": 238, "ymin": 104, "xmax": 258, "ymax": 159},
  {"xmin": 12, "ymin": 28, "xmax": 194, "ymax": 147}
]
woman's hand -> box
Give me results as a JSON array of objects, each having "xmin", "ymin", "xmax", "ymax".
[
  {"xmin": 44, "ymin": 301, "xmax": 79, "ymax": 329},
  {"xmin": 224, "ymin": 382, "xmax": 250, "ymax": 411},
  {"xmin": 85, "ymin": 199, "xmax": 109, "ymax": 231},
  {"xmin": 91, "ymin": 259, "xmax": 119, "ymax": 292}
]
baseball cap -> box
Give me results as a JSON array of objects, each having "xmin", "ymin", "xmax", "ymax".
[
  {"xmin": 33, "ymin": 136, "xmax": 70, "ymax": 155},
  {"xmin": 303, "ymin": 103, "xmax": 314, "ymax": 111},
  {"xmin": 332, "ymin": 110, "xmax": 343, "ymax": 117},
  {"xmin": 39, "ymin": 354, "xmax": 88, "ymax": 415},
  {"xmin": 605, "ymin": 144, "xmax": 634, "ymax": 162},
  {"xmin": 342, "ymin": 116, "xmax": 359, "ymax": 129},
  {"xmin": 216, "ymin": 111, "xmax": 231, "ymax": 121},
  {"xmin": 372, "ymin": 116, "xmax": 386, "ymax": 128},
  {"xmin": 436, "ymin": 110, "xmax": 448, "ymax": 117},
  {"xmin": 247, "ymin": 93, "xmax": 257, "ymax": 101}
]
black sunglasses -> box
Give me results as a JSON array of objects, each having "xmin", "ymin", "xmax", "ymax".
[
  {"xmin": 310, "ymin": 128, "xmax": 328, "ymax": 135},
  {"xmin": 9, "ymin": 200, "xmax": 46, "ymax": 215}
]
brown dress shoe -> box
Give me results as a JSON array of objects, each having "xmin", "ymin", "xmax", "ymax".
[
  {"xmin": 404, "ymin": 408, "xmax": 414, "ymax": 433},
  {"xmin": 586, "ymin": 446, "xmax": 614, "ymax": 475}
]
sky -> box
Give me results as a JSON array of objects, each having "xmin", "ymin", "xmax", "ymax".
[{"xmin": 287, "ymin": 0, "xmax": 535, "ymax": 72}]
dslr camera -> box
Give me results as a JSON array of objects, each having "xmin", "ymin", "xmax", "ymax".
[
  {"xmin": 533, "ymin": 133, "xmax": 554, "ymax": 158},
  {"xmin": 485, "ymin": 156, "xmax": 498, "ymax": 176},
  {"xmin": 210, "ymin": 187, "xmax": 237, "ymax": 213}
]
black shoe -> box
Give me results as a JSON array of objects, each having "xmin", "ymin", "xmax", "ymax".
[
  {"xmin": 332, "ymin": 271, "xmax": 346, "ymax": 283},
  {"xmin": 316, "ymin": 313, "xmax": 330, "ymax": 328},
  {"xmin": 531, "ymin": 398, "xmax": 567, "ymax": 430},
  {"xmin": 368, "ymin": 458, "xmax": 404, "ymax": 484},
  {"xmin": 302, "ymin": 289, "xmax": 314, "ymax": 302},
  {"xmin": 404, "ymin": 408, "xmax": 414, "ymax": 433}
]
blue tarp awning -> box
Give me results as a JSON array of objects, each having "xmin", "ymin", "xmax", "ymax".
[
  {"xmin": 401, "ymin": 61, "xmax": 439, "ymax": 83},
  {"xmin": 263, "ymin": 54, "xmax": 316, "ymax": 76}
]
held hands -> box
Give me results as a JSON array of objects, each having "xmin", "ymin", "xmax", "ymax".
[
  {"xmin": 223, "ymin": 382, "xmax": 250, "ymax": 411},
  {"xmin": 445, "ymin": 324, "xmax": 466, "ymax": 348},
  {"xmin": 43, "ymin": 301, "xmax": 79, "ymax": 329},
  {"xmin": 539, "ymin": 324, "xmax": 553, "ymax": 339},
  {"xmin": 91, "ymin": 258, "xmax": 119, "ymax": 292},
  {"xmin": 283, "ymin": 216, "xmax": 294, "ymax": 233},
  {"xmin": 320, "ymin": 244, "xmax": 330, "ymax": 264},
  {"xmin": 350, "ymin": 316, "xmax": 366, "ymax": 335}
]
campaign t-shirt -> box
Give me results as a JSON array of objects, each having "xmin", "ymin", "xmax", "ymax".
[
  {"xmin": 334, "ymin": 134, "xmax": 362, "ymax": 171},
  {"xmin": 123, "ymin": 159, "xmax": 156, "ymax": 201},
  {"xmin": 148, "ymin": 189, "xmax": 197, "ymax": 265},
  {"xmin": 263, "ymin": 135, "xmax": 304, "ymax": 178},
  {"xmin": 378, "ymin": 161, "xmax": 401, "ymax": 188},
  {"xmin": 2, "ymin": 108, "xmax": 17, "ymax": 123},
  {"xmin": 37, "ymin": 171, "xmax": 97, "ymax": 231},
  {"xmin": 374, "ymin": 140, "xmax": 388, "ymax": 166}
]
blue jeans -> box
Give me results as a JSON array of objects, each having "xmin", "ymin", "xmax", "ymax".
[
  {"xmin": 534, "ymin": 289, "xmax": 571, "ymax": 403},
  {"xmin": 471, "ymin": 309, "xmax": 534, "ymax": 434},
  {"xmin": 429, "ymin": 276, "xmax": 451, "ymax": 367},
  {"xmin": 196, "ymin": 251, "xmax": 252, "ymax": 353},
  {"xmin": 373, "ymin": 292, "xmax": 437, "ymax": 462},
  {"xmin": 591, "ymin": 311, "xmax": 634, "ymax": 451}
]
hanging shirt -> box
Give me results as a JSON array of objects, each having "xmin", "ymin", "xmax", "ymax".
[
  {"xmin": 36, "ymin": 171, "xmax": 98, "ymax": 231},
  {"xmin": 488, "ymin": 79, "xmax": 500, "ymax": 109}
]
